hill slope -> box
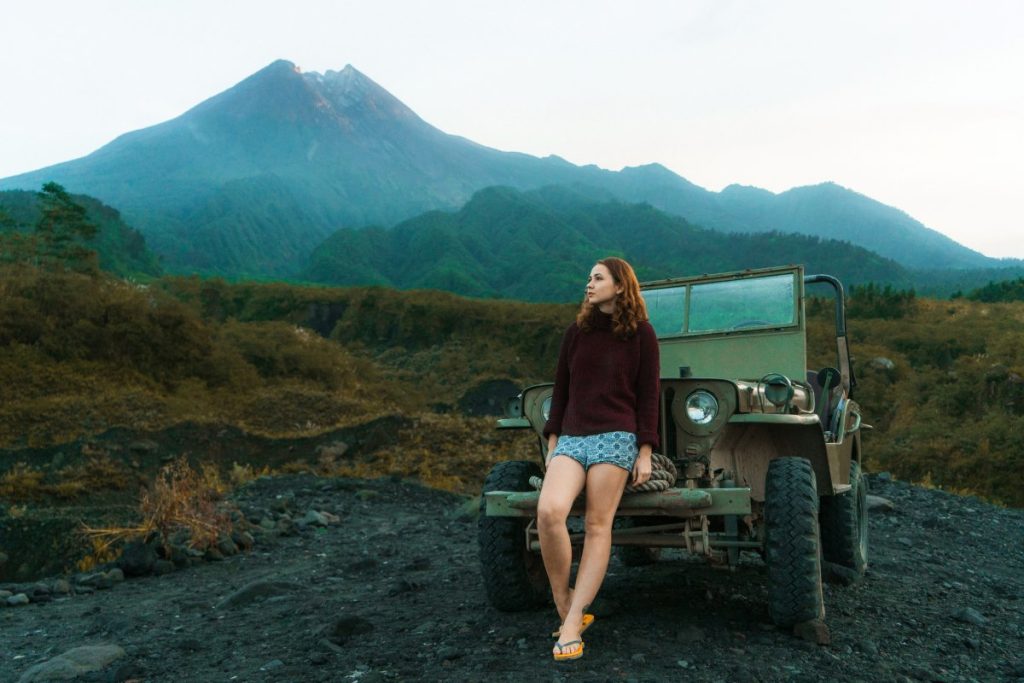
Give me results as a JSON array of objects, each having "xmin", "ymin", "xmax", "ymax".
[
  {"xmin": 301, "ymin": 185, "xmax": 913, "ymax": 300},
  {"xmin": 0, "ymin": 60, "xmax": 1003, "ymax": 277}
]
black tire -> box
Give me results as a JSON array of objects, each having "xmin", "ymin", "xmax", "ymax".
[
  {"xmin": 615, "ymin": 517, "xmax": 662, "ymax": 566},
  {"xmin": 764, "ymin": 457, "xmax": 825, "ymax": 627},
  {"xmin": 478, "ymin": 460, "xmax": 548, "ymax": 611},
  {"xmin": 820, "ymin": 460, "xmax": 868, "ymax": 575}
]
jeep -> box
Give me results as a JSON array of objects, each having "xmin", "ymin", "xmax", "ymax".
[{"xmin": 478, "ymin": 265, "xmax": 868, "ymax": 627}]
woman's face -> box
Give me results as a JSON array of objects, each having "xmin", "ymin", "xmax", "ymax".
[{"xmin": 586, "ymin": 263, "xmax": 622, "ymax": 311}]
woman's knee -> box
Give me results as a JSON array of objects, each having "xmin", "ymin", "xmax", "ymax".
[
  {"xmin": 584, "ymin": 516, "xmax": 614, "ymax": 538},
  {"xmin": 537, "ymin": 497, "xmax": 570, "ymax": 530}
]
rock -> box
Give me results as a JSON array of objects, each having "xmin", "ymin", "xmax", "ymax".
[
  {"xmin": 16, "ymin": 644, "xmax": 125, "ymax": 682},
  {"xmin": 0, "ymin": 589, "xmax": 12, "ymax": 599},
  {"xmin": 630, "ymin": 653, "xmax": 647, "ymax": 665},
  {"xmin": 215, "ymin": 580, "xmax": 303, "ymax": 609},
  {"xmin": 231, "ymin": 530, "xmax": 255, "ymax": 550},
  {"xmin": 271, "ymin": 493, "xmax": 296, "ymax": 513},
  {"xmin": 299, "ymin": 510, "xmax": 330, "ymax": 527},
  {"xmin": 6, "ymin": 593, "xmax": 29, "ymax": 606},
  {"xmin": 355, "ymin": 489, "xmax": 379, "ymax": 502},
  {"xmin": 867, "ymin": 495, "xmax": 896, "ymax": 512},
  {"xmin": 437, "ymin": 646, "xmax": 461, "ymax": 661},
  {"xmin": 951, "ymin": 607, "xmax": 988, "ymax": 626},
  {"xmin": 316, "ymin": 440, "xmax": 349, "ymax": 459},
  {"xmin": 152, "ymin": 560, "xmax": 175, "ymax": 575},
  {"xmin": 75, "ymin": 572, "xmax": 104, "ymax": 587},
  {"xmin": 858, "ymin": 639, "xmax": 879, "ymax": 655},
  {"xmin": 876, "ymin": 472, "xmax": 893, "ymax": 482},
  {"xmin": 405, "ymin": 557, "xmax": 431, "ymax": 571},
  {"xmin": 259, "ymin": 659, "xmax": 284, "ymax": 671},
  {"xmin": 457, "ymin": 378, "xmax": 521, "ymax": 416},
  {"xmin": 793, "ymin": 620, "xmax": 831, "ymax": 645},
  {"xmin": 106, "ymin": 568, "xmax": 125, "ymax": 583},
  {"xmin": 320, "ymin": 510, "xmax": 341, "ymax": 524},
  {"xmin": 867, "ymin": 357, "xmax": 896, "ymax": 371},
  {"xmin": 204, "ymin": 547, "xmax": 225, "ymax": 562},
  {"xmin": 128, "ymin": 439, "xmax": 159, "ymax": 454},
  {"xmin": 118, "ymin": 539, "xmax": 158, "ymax": 576},
  {"xmin": 328, "ymin": 616, "xmax": 374, "ymax": 646},
  {"xmin": 347, "ymin": 558, "xmax": 380, "ymax": 574},
  {"xmin": 49, "ymin": 579, "xmax": 69, "ymax": 596},
  {"xmin": 216, "ymin": 537, "xmax": 239, "ymax": 556}
]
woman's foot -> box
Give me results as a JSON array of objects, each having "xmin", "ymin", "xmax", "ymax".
[{"xmin": 554, "ymin": 609, "xmax": 586, "ymax": 652}]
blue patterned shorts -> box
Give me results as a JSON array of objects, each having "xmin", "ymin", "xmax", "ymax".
[{"xmin": 551, "ymin": 431, "xmax": 639, "ymax": 472}]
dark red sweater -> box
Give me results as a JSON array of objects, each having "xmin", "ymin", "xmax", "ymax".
[{"xmin": 543, "ymin": 311, "xmax": 661, "ymax": 449}]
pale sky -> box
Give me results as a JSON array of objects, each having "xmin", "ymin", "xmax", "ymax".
[{"xmin": 2, "ymin": 0, "xmax": 1022, "ymax": 258}]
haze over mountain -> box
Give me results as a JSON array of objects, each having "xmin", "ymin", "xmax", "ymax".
[{"xmin": 0, "ymin": 59, "xmax": 1008, "ymax": 278}]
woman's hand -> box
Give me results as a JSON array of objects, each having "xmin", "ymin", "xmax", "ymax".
[
  {"xmin": 546, "ymin": 433, "xmax": 559, "ymax": 467},
  {"xmin": 631, "ymin": 448, "xmax": 652, "ymax": 486}
]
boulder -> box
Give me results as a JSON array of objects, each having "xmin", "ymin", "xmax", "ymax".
[{"xmin": 16, "ymin": 644, "xmax": 125, "ymax": 682}]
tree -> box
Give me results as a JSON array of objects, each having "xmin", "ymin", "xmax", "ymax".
[{"xmin": 34, "ymin": 182, "xmax": 99, "ymax": 272}]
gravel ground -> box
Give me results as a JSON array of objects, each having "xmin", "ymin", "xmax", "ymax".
[{"xmin": 2, "ymin": 473, "xmax": 1023, "ymax": 682}]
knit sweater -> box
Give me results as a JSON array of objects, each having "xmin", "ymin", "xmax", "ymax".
[{"xmin": 542, "ymin": 310, "xmax": 661, "ymax": 448}]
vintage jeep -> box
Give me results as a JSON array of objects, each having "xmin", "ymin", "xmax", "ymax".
[{"xmin": 478, "ymin": 265, "xmax": 868, "ymax": 627}]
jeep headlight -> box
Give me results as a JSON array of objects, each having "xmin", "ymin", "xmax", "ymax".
[
  {"xmin": 542, "ymin": 396, "xmax": 552, "ymax": 421},
  {"xmin": 685, "ymin": 390, "xmax": 719, "ymax": 425}
]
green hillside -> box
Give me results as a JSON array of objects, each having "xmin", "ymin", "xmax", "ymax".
[
  {"xmin": 0, "ymin": 188, "xmax": 162, "ymax": 279},
  {"xmin": 302, "ymin": 186, "xmax": 913, "ymax": 300}
]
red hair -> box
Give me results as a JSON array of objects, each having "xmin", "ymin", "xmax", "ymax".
[{"xmin": 576, "ymin": 257, "xmax": 649, "ymax": 339}]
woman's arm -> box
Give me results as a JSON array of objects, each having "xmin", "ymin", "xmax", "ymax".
[
  {"xmin": 546, "ymin": 433, "xmax": 559, "ymax": 467},
  {"xmin": 542, "ymin": 324, "xmax": 576, "ymax": 441},
  {"xmin": 634, "ymin": 322, "xmax": 661, "ymax": 450}
]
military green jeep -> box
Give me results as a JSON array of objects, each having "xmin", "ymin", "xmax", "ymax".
[{"xmin": 478, "ymin": 265, "xmax": 868, "ymax": 627}]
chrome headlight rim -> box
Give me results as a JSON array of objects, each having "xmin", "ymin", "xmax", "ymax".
[{"xmin": 685, "ymin": 390, "xmax": 719, "ymax": 425}]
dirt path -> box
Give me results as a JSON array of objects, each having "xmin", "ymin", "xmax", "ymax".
[{"xmin": 2, "ymin": 473, "xmax": 1023, "ymax": 682}]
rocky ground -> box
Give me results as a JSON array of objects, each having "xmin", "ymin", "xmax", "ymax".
[{"xmin": 2, "ymin": 473, "xmax": 1023, "ymax": 682}]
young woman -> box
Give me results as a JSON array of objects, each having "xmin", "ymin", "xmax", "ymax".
[{"xmin": 539, "ymin": 257, "xmax": 660, "ymax": 661}]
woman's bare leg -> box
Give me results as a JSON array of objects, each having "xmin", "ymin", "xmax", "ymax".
[
  {"xmin": 557, "ymin": 463, "xmax": 629, "ymax": 649},
  {"xmin": 537, "ymin": 456, "xmax": 587, "ymax": 624}
]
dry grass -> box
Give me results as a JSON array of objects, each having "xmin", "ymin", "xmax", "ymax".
[{"xmin": 83, "ymin": 457, "xmax": 234, "ymax": 559}]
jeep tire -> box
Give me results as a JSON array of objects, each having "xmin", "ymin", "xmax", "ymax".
[
  {"xmin": 820, "ymin": 460, "xmax": 868, "ymax": 575},
  {"xmin": 478, "ymin": 460, "xmax": 549, "ymax": 611},
  {"xmin": 764, "ymin": 457, "xmax": 825, "ymax": 627}
]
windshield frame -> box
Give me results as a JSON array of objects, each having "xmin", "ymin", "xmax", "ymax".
[{"xmin": 641, "ymin": 267, "xmax": 802, "ymax": 340}]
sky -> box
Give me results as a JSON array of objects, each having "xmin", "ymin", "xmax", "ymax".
[{"xmin": 2, "ymin": 0, "xmax": 1022, "ymax": 258}]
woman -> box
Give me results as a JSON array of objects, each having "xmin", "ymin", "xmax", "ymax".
[{"xmin": 539, "ymin": 257, "xmax": 660, "ymax": 661}]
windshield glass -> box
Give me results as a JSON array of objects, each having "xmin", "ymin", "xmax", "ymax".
[
  {"xmin": 644, "ymin": 286, "xmax": 687, "ymax": 336},
  {"xmin": 643, "ymin": 272, "xmax": 797, "ymax": 337}
]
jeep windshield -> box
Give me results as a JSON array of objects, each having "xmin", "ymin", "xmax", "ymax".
[{"xmin": 642, "ymin": 272, "xmax": 797, "ymax": 338}]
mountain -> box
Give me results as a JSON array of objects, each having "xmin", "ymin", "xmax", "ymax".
[
  {"xmin": 0, "ymin": 189, "xmax": 162, "ymax": 278},
  {"xmin": 301, "ymin": 185, "xmax": 913, "ymax": 301},
  {"xmin": 0, "ymin": 59, "xmax": 1007, "ymax": 277}
]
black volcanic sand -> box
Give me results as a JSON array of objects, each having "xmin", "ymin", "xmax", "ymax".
[{"xmin": 2, "ymin": 474, "xmax": 1023, "ymax": 682}]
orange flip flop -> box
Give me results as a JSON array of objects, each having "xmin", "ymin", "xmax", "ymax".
[
  {"xmin": 550, "ymin": 613, "xmax": 594, "ymax": 638},
  {"xmin": 552, "ymin": 639, "xmax": 584, "ymax": 661}
]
